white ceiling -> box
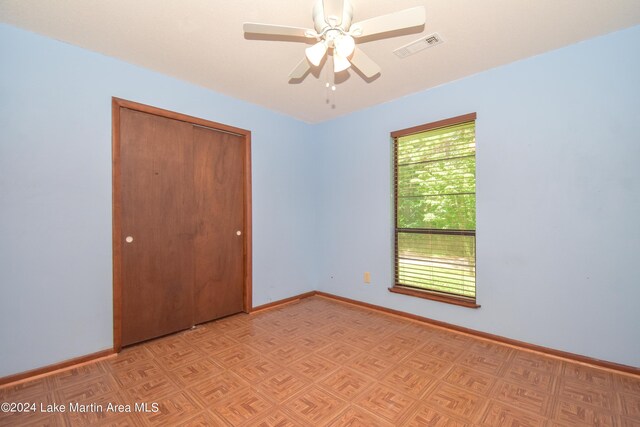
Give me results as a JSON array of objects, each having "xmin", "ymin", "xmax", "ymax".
[{"xmin": 1, "ymin": 0, "xmax": 639, "ymax": 123}]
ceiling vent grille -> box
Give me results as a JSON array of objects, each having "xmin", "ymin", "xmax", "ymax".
[{"xmin": 394, "ymin": 33, "xmax": 444, "ymax": 58}]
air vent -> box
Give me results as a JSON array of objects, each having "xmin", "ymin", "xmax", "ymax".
[{"xmin": 393, "ymin": 32, "xmax": 444, "ymax": 58}]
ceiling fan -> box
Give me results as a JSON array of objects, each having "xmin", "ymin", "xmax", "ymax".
[{"xmin": 243, "ymin": 0, "xmax": 426, "ymax": 80}]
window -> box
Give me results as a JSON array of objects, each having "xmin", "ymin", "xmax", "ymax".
[{"xmin": 390, "ymin": 113, "xmax": 478, "ymax": 308}]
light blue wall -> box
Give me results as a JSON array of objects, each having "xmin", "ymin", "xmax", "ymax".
[
  {"xmin": 0, "ymin": 24, "xmax": 320, "ymax": 377},
  {"xmin": 1, "ymin": 23, "xmax": 639, "ymax": 377},
  {"xmin": 316, "ymin": 25, "xmax": 640, "ymax": 367}
]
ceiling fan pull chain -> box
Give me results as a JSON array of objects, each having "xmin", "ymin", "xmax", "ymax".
[
  {"xmin": 324, "ymin": 63, "xmax": 331, "ymax": 104},
  {"xmin": 325, "ymin": 60, "xmax": 337, "ymax": 109}
]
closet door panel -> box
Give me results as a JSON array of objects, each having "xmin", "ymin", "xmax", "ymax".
[
  {"xmin": 192, "ymin": 127, "xmax": 245, "ymax": 324},
  {"xmin": 120, "ymin": 108, "xmax": 195, "ymax": 346}
]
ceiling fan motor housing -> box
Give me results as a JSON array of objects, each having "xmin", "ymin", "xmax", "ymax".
[{"xmin": 313, "ymin": 0, "xmax": 353, "ymax": 34}]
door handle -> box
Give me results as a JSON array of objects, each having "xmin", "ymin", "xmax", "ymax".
[
  {"xmin": 236, "ymin": 231, "xmax": 242, "ymax": 236},
  {"xmin": 125, "ymin": 236, "xmax": 134, "ymax": 243}
]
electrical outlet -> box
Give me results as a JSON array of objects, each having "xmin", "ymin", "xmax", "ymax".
[{"xmin": 364, "ymin": 272, "xmax": 371, "ymax": 284}]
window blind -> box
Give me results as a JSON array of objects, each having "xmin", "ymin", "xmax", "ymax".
[{"xmin": 394, "ymin": 119, "xmax": 476, "ymax": 301}]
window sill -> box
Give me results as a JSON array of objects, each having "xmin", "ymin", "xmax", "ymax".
[{"xmin": 388, "ymin": 286, "xmax": 480, "ymax": 308}]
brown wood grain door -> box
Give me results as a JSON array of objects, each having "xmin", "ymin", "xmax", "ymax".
[
  {"xmin": 114, "ymin": 99, "xmax": 251, "ymax": 350},
  {"xmin": 193, "ymin": 127, "xmax": 245, "ymax": 324},
  {"xmin": 120, "ymin": 108, "xmax": 195, "ymax": 346}
]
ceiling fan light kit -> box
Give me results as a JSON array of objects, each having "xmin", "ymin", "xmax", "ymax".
[
  {"xmin": 243, "ymin": 0, "xmax": 426, "ymax": 82},
  {"xmin": 333, "ymin": 53, "xmax": 351, "ymax": 72},
  {"xmin": 306, "ymin": 41, "xmax": 328, "ymax": 66},
  {"xmin": 334, "ymin": 34, "xmax": 355, "ymax": 58}
]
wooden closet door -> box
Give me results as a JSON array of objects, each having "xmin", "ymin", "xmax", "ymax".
[
  {"xmin": 192, "ymin": 126, "xmax": 245, "ymax": 324},
  {"xmin": 120, "ymin": 108, "xmax": 195, "ymax": 347}
]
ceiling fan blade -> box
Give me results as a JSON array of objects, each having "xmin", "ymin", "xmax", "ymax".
[
  {"xmin": 289, "ymin": 58, "xmax": 311, "ymax": 80},
  {"xmin": 350, "ymin": 6, "xmax": 425, "ymax": 38},
  {"xmin": 349, "ymin": 47, "xmax": 381, "ymax": 78},
  {"xmin": 243, "ymin": 23, "xmax": 316, "ymax": 38}
]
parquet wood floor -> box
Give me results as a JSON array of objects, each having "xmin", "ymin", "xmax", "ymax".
[{"xmin": 1, "ymin": 296, "xmax": 639, "ymax": 426}]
